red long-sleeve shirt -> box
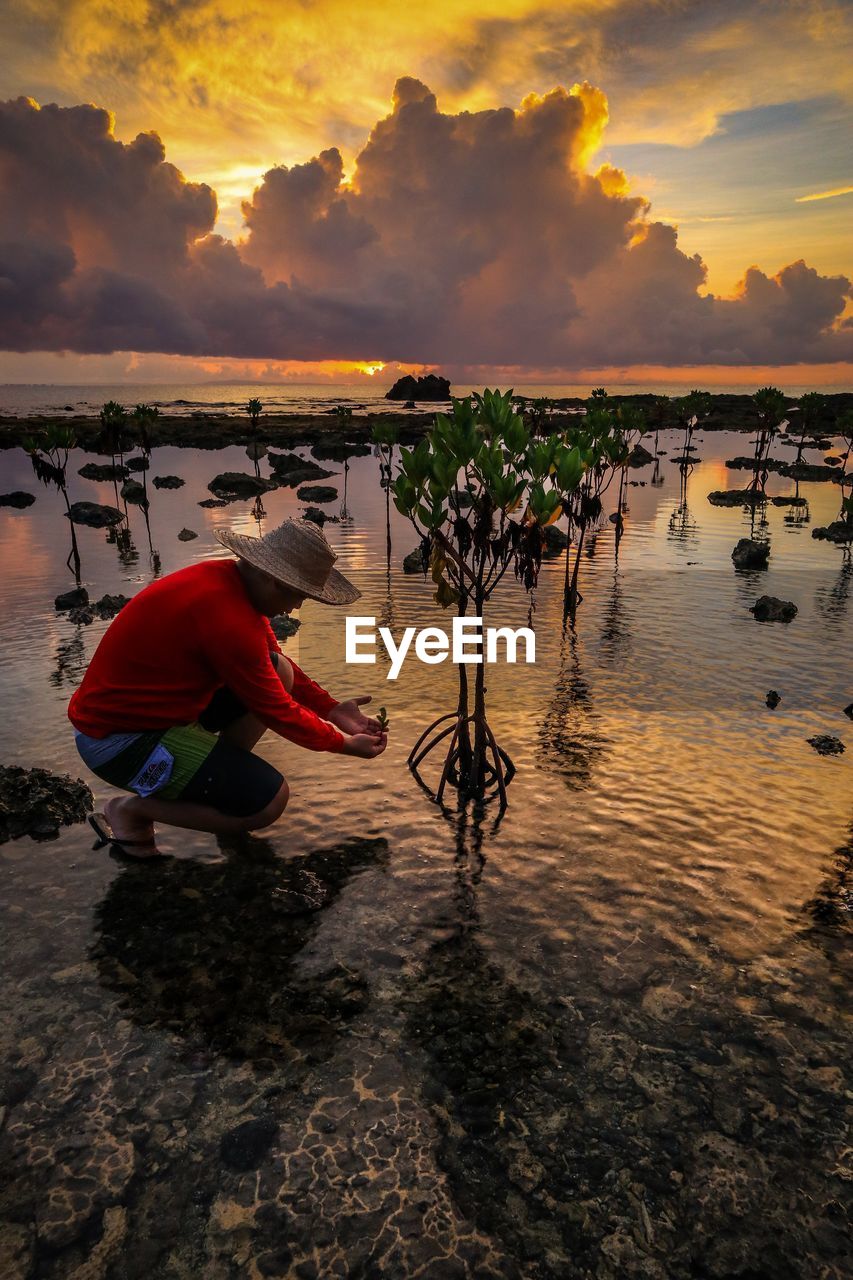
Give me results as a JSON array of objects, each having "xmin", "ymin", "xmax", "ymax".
[{"xmin": 68, "ymin": 560, "xmax": 345, "ymax": 753}]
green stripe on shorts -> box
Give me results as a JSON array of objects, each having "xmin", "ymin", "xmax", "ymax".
[
  {"xmin": 88, "ymin": 723, "xmax": 218, "ymax": 799},
  {"xmin": 157, "ymin": 724, "xmax": 219, "ymax": 798}
]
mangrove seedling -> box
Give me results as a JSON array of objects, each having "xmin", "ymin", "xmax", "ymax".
[
  {"xmin": 392, "ymin": 387, "xmax": 594, "ymax": 807},
  {"xmin": 372, "ymin": 420, "xmax": 400, "ymax": 564},
  {"xmin": 247, "ymin": 398, "xmax": 263, "ymax": 432},
  {"xmin": 22, "ymin": 423, "xmax": 82, "ymax": 584},
  {"xmin": 377, "ymin": 706, "xmax": 390, "ymax": 731},
  {"xmin": 793, "ymin": 392, "xmax": 825, "ymax": 465}
]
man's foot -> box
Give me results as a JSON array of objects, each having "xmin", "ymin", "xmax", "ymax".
[{"xmin": 89, "ymin": 798, "xmax": 163, "ymax": 860}]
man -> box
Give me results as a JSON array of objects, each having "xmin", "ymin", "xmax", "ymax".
[{"xmin": 69, "ymin": 518, "xmax": 387, "ymax": 859}]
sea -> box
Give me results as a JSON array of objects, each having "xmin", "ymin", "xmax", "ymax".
[{"xmin": 1, "ymin": 378, "xmax": 849, "ymax": 417}]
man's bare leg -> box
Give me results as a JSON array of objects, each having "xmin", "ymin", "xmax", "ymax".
[{"xmin": 104, "ymin": 779, "xmax": 290, "ymax": 856}]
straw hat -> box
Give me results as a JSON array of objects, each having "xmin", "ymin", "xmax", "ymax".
[{"xmin": 214, "ymin": 518, "xmax": 361, "ymax": 605}]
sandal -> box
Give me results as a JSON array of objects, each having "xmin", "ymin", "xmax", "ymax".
[{"xmin": 88, "ymin": 811, "xmax": 168, "ymax": 861}]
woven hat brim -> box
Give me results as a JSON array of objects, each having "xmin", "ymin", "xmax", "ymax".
[{"xmin": 214, "ymin": 528, "xmax": 361, "ymax": 605}]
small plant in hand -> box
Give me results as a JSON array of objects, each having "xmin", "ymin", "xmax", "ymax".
[{"xmin": 376, "ymin": 706, "xmax": 390, "ymax": 731}]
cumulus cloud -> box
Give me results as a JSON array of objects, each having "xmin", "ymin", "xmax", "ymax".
[{"xmin": 0, "ymin": 86, "xmax": 851, "ymax": 367}]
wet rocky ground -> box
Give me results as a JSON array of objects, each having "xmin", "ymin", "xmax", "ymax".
[{"xmin": 1, "ymin": 819, "xmax": 851, "ymax": 1279}]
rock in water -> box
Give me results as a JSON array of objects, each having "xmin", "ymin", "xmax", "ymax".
[
  {"xmin": 750, "ymin": 595, "xmax": 797, "ymax": 622},
  {"xmin": 807, "ymin": 736, "xmax": 845, "ymax": 756},
  {"xmin": 628, "ymin": 444, "xmax": 655, "ymax": 467},
  {"xmin": 208, "ymin": 472, "xmax": 277, "ymax": 499},
  {"xmin": 385, "ymin": 373, "xmax": 450, "ymax": 401},
  {"xmin": 219, "ymin": 1116, "xmax": 279, "ymax": 1171},
  {"xmin": 542, "ymin": 524, "xmax": 568, "ymax": 557},
  {"xmin": 0, "ymin": 491, "xmax": 35, "ymax": 508},
  {"xmin": 93, "ymin": 593, "xmax": 131, "ymax": 619},
  {"xmin": 66, "ymin": 502, "xmax": 124, "ymax": 528},
  {"xmin": 198, "ymin": 498, "xmax": 227, "ymax": 508},
  {"xmin": 120, "ymin": 479, "xmax": 147, "ymax": 505},
  {"xmin": 843, "ymin": 703, "xmax": 853, "ymax": 720},
  {"xmin": 766, "ymin": 690, "xmax": 781, "ymax": 709},
  {"xmin": 55, "ymin": 586, "xmax": 89, "ymax": 611},
  {"xmin": 78, "ymin": 462, "xmax": 129, "ymax": 481},
  {"xmin": 152, "ymin": 474, "xmax": 184, "ymax": 489},
  {"xmin": 302, "ymin": 506, "xmax": 337, "ymax": 526},
  {"xmin": 295, "ymin": 485, "xmax": 337, "ymax": 503},
  {"xmin": 732, "ymin": 538, "xmax": 770, "ymax": 569},
  {"xmin": 178, "ymin": 528, "xmax": 198, "ymax": 541},
  {"xmin": 126, "ymin": 455, "xmax": 150, "ymax": 471},
  {"xmin": 0, "ymin": 765, "xmax": 93, "ymax": 842},
  {"xmin": 267, "ymin": 450, "xmax": 328, "ymax": 478},
  {"xmin": 812, "ymin": 521, "xmax": 852, "ymax": 544},
  {"xmin": 311, "ymin": 440, "xmax": 373, "ymax": 463},
  {"xmin": 403, "ymin": 546, "xmax": 427, "ymax": 573},
  {"xmin": 271, "ymin": 614, "xmax": 301, "ymax": 639},
  {"xmin": 707, "ymin": 489, "xmax": 761, "ymax": 507}
]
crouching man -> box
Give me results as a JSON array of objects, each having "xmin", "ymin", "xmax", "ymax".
[{"xmin": 69, "ymin": 518, "xmax": 386, "ymax": 859}]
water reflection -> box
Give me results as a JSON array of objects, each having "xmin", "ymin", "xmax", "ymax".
[
  {"xmin": 50, "ymin": 624, "xmax": 87, "ymax": 689},
  {"xmin": 92, "ymin": 835, "xmax": 388, "ymax": 1060},
  {"xmin": 537, "ymin": 627, "xmax": 611, "ymax": 788}
]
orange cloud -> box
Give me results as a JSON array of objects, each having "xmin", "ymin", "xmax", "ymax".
[{"xmin": 1, "ymin": 83, "xmax": 851, "ymax": 369}]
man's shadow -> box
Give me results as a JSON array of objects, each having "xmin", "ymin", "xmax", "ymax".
[{"xmin": 91, "ymin": 834, "xmax": 388, "ymax": 1063}]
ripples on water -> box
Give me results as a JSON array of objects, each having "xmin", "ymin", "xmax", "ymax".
[{"xmin": 0, "ymin": 429, "xmax": 850, "ymax": 1278}]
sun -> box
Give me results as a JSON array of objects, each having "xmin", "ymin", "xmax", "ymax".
[{"xmin": 357, "ymin": 362, "xmax": 386, "ymax": 376}]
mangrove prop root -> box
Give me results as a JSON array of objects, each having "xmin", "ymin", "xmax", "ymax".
[
  {"xmin": 407, "ymin": 712, "xmax": 458, "ymax": 766},
  {"xmin": 409, "ymin": 711, "xmax": 516, "ymax": 805}
]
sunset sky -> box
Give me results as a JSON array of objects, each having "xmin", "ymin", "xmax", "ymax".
[{"xmin": 1, "ymin": 0, "xmax": 851, "ymax": 385}]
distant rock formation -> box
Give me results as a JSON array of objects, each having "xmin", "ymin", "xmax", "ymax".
[{"xmin": 385, "ymin": 373, "xmax": 450, "ymax": 401}]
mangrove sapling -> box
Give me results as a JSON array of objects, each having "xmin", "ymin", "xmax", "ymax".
[
  {"xmin": 392, "ymin": 388, "xmax": 591, "ymax": 806},
  {"xmin": 794, "ymin": 392, "xmax": 826, "ymax": 465},
  {"xmin": 748, "ymin": 386, "xmax": 787, "ymax": 495},
  {"xmin": 376, "ymin": 706, "xmax": 390, "ymax": 731},
  {"xmin": 247, "ymin": 398, "xmax": 263, "ymax": 433},
  {"xmin": 561, "ymin": 403, "xmax": 624, "ymax": 619},
  {"xmin": 372, "ymin": 421, "xmax": 399, "ymax": 565},
  {"xmin": 611, "ymin": 402, "xmax": 647, "ymax": 555},
  {"xmin": 97, "ymin": 401, "xmax": 137, "ymax": 561},
  {"xmin": 130, "ymin": 405, "xmax": 160, "ymax": 571},
  {"xmin": 672, "ymin": 389, "xmax": 711, "ymax": 468},
  {"xmin": 23, "ymin": 424, "xmax": 83, "ymax": 584}
]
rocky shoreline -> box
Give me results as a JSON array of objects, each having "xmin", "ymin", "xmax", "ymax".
[{"xmin": 1, "ymin": 392, "xmax": 851, "ymax": 451}]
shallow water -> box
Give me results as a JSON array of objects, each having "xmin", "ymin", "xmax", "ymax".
[{"xmin": 0, "ymin": 430, "xmax": 850, "ymax": 1278}]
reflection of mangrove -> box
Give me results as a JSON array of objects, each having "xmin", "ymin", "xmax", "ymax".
[
  {"xmin": 50, "ymin": 624, "xmax": 87, "ymax": 689},
  {"xmin": 537, "ymin": 628, "xmax": 610, "ymax": 788},
  {"xmin": 815, "ymin": 557, "xmax": 851, "ymax": 623},
  {"xmin": 799, "ymin": 814, "xmax": 853, "ymax": 962},
  {"xmin": 667, "ymin": 463, "xmax": 698, "ymax": 545},
  {"xmin": 92, "ymin": 835, "xmax": 387, "ymax": 1059},
  {"xmin": 598, "ymin": 565, "xmax": 631, "ymax": 668},
  {"xmin": 106, "ymin": 520, "xmax": 138, "ymax": 566},
  {"xmin": 246, "ymin": 443, "xmax": 268, "ymax": 527},
  {"xmin": 400, "ymin": 804, "xmax": 850, "ymax": 1279}
]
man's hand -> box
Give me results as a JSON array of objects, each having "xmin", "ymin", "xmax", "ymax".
[
  {"xmin": 341, "ymin": 731, "xmax": 388, "ymax": 758},
  {"xmin": 328, "ymin": 695, "xmax": 383, "ymax": 737}
]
